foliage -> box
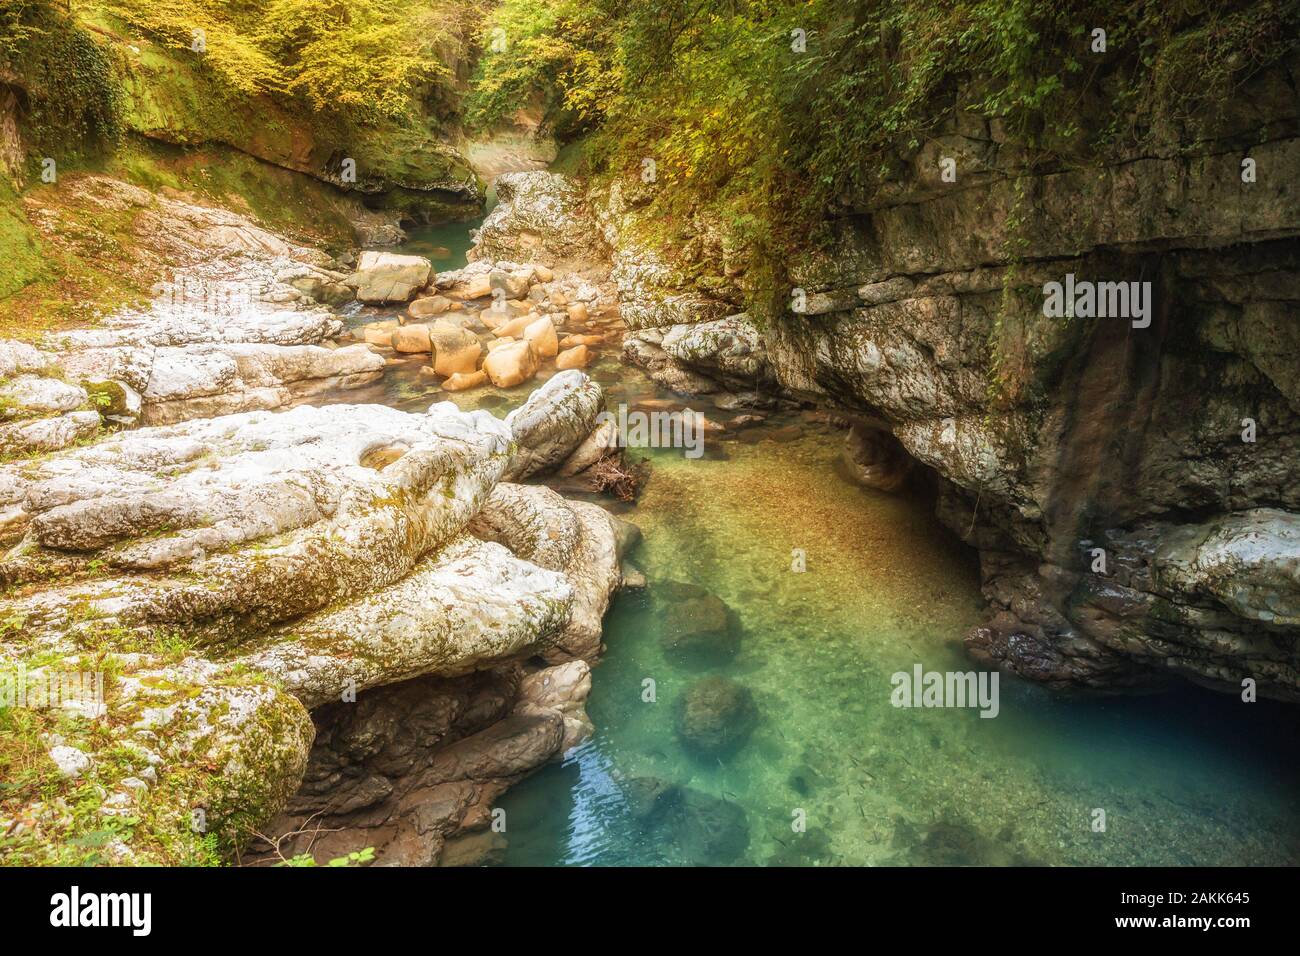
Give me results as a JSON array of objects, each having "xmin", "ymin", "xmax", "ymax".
[
  {"xmin": 468, "ymin": 0, "xmax": 1300, "ymax": 256},
  {"xmin": 465, "ymin": 0, "xmax": 619, "ymax": 137},
  {"xmin": 0, "ymin": 1, "xmax": 125, "ymax": 156},
  {"xmin": 281, "ymin": 846, "xmax": 376, "ymax": 866},
  {"xmin": 98, "ymin": 0, "xmax": 484, "ymax": 122}
]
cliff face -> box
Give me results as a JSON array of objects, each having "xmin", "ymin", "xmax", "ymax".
[{"xmin": 610, "ymin": 56, "xmax": 1300, "ymax": 699}]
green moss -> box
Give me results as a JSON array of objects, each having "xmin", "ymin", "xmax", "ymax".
[{"xmin": 0, "ymin": 180, "xmax": 47, "ymax": 299}]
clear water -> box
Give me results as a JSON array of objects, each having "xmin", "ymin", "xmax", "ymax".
[
  {"xmin": 491, "ymin": 420, "xmax": 1300, "ymax": 866},
  {"xmin": 398, "ymin": 220, "xmax": 480, "ymax": 272},
  {"xmin": 334, "ymin": 219, "xmax": 1300, "ymax": 868},
  {"xmin": 396, "ymin": 183, "xmax": 497, "ymax": 272}
]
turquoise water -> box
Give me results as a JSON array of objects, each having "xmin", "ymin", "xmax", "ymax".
[
  {"xmin": 340, "ymin": 216, "xmax": 1300, "ymax": 868},
  {"xmin": 493, "ymin": 424, "xmax": 1300, "ymax": 866},
  {"xmin": 396, "ymin": 184, "xmax": 496, "ymax": 271},
  {"xmin": 399, "ymin": 220, "xmax": 480, "ymax": 272}
]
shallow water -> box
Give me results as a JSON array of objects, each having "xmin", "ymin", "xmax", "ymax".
[
  {"xmin": 396, "ymin": 183, "xmax": 496, "ymax": 272},
  {"xmin": 341, "ymin": 221, "xmax": 1300, "ymax": 868},
  {"xmin": 490, "ymin": 417, "xmax": 1300, "ymax": 866}
]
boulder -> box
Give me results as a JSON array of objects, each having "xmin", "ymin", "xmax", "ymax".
[
  {"xmin": 391, "ymin": 323, "xmax": 432, "ymax": 353},
  {"xmin": 241, "ymin": 536, "xmax": 573, "ymax": 707},
  {"xmin": 560, "ymin": 334, "xmax": 604, "ymax": 348},
  {"xmin": 503, "ymin": 369, "xmax": 605, "ymax": 480},
  {"xmin": 675, "ymin": 676, "xmax": 758, "ymax": 756},
  {"xmin": 0, "ymin": 411, "xmax": 101, "ymax": 456},
  {"xmin": 523, "ymin": 316, "xmax": 559, "ymax": 358},
  {"xmin": 0, "ymin": 374, "xmax": 88, "ymax": 416},
  {"xmin": 84, "ymin": 379, "xmax": 143, "ymax": 422},
  {"xmin": 660, "ymin": 314, "xmax": 769, "ymax": 384},
  {"xmin": 408, "ymin": 295, "xmax": 452, "ymax": 320},
  {"xmin": 363, "ymin": 321, "xmax": 401, "ymax": 347},
  {"xmin": 1153, "ymin": 509, "xmax": 1300, "ymax": 626},
  {"xmin": 283, "ymin": 270, "xmax": 354, "ymax": 307},
  {"xmin": 429, "ymin": 322, "xmax": 483, "ymax": 377},
  {"xmin": 347, "ymin": 251, "xmax": 432, "ymax": 304},
  {"xmin": 494, "ymin": 313, "xmax": 537, "ymax": 339},
  {"xmin": 555, "ymin": 344, "xmax": 591, "ymax": 370},
  {"xmin": 490, "ymin": 269, "xmax": 530, "ymax": 300},
  {"xmin": 441, "ymin": 370, "xmax": 488, "ymax": 392},
  {"xmin": 555, "ymin": 418, "xmax": 619, "ymax": 477},
  {"xmin": 445, "ymin": 274, "xmax": 493, "ymax": 301},
  {"xmin": 482, "ymin": 339, "xmax": 540, "ymax": 388}
]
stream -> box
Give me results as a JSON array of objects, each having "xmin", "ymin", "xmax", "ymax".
[{"xmin": 341, "ymin": 218, "xmax": 1300, "ymax": 867}]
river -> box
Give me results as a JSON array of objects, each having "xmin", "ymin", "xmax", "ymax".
[{"xmin": 342, "ymin": 217, "xmax": 1300, "ymax": 867}]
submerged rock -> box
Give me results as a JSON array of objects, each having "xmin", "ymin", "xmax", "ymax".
[
  {"xmin": 622, "ymin": 777, "xmax": 750, "ymax": 864},
  {"xmin": 675, "ymin": 676, "xmax": 759, "ymax": 757},
  {"xmin": 657, "ymin": 581, "xmax": 740, "ymax": 665},
  {"xmin": 482, "ymin": 339, "xmax": 540, "ymax": 388}
]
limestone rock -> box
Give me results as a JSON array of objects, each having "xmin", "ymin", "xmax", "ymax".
[
  {"xmin": 1154, "ymin": 509, "xmax": 1300, "ymax": 627},
  {"xmin": 503, "ymin": 369, "xmax": 605, "ymax": 480},
  {"xmin": 660, "ymin": 315, "xmax": 770, "ymax": 385},
  {"xmin": 467, "ymin": 482, "xmax": 621, "ymax": 661},
  {"xmin": 347, "ymin": 251, "xmax": 432, "ymax": 304},
  {"xmin": 470, "ymin": 172, "xmax": 601, "ymax": 263},
  {"xmin": 241, "ymin": 536, "xmax": 574, "ymax": 708},
  {"xmin": 136, "ymin": 343, "xmax": 386, "ymax": 426},
  {"xmin": 482, "ymin": 339, "xmax": 539, "ymax": 388},
  {"xmin": 0, "ymin": 401, "xmax": 512, "ymax": 645}
]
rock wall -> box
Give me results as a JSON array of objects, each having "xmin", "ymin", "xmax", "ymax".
[{"xmin": 596, "ymin": 56, "xmax": 1300, "ymax": 700}]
